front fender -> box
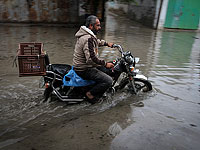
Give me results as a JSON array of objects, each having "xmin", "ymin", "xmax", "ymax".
[{"xmin": 134, "ymin": 74, "xmax": 147, "ymax": 80}]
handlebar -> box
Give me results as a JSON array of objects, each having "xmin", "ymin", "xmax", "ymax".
[{"xmin": 112, "ymin": 44, "xmax": 124, "ymax": 53}]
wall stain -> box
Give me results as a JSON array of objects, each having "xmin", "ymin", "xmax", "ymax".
[
  {"xmin": 0, "ymin": 0, "xmax": 79, "ymax": 23},
  {"xmin": 0, "ymin": 0, "xmax": 105, "ymax": 24}
]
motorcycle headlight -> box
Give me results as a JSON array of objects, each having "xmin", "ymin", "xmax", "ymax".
[{"xmin": 125, "ymin": 55, "xmax": 134, "ymax": 64}]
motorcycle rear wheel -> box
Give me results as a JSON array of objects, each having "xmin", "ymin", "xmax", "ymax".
[
  {"xmin": 116, "ymin": 77, "xmax": 152, "ymax": 93},
  {"xmin": 43, "ymin": 87, "xmax": 53, "ymax": 102}
]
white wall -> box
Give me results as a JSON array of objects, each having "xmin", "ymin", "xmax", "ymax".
[{"xmin": 157, "ymin": 0, "xmax": 169, "ymax": 30}]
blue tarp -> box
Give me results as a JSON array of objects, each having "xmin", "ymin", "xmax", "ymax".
[{"xmin": 63, "ymin": 66, "xmax": 95, "ymax": 87}]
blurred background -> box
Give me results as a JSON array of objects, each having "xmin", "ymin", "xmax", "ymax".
[{"xmin": 0, "ymin": 0, "xmax": 200, "ymax": 30}]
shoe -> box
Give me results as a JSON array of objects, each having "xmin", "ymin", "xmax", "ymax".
[{"xmin": 86, "ymin": 97, "xmax": 99, "ymax": 104}]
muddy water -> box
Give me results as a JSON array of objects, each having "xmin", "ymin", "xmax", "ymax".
[{"xmin": 0, "ymin": 12, "xmax": 200, "ymax": 149}]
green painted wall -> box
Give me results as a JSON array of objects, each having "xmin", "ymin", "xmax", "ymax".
[{"xmin": 164, "ymin": 0, "xmax": 200, "ymax": 29}]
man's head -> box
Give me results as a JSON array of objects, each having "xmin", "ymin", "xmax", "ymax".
[{"xmin": 85, "ymin": 15, "xmax": 101, "ymax": 35}]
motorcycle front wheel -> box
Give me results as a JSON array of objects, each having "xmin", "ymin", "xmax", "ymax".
[{"xmin": 116, "ymin": 77, "xmax": 152, "ymax": 93}]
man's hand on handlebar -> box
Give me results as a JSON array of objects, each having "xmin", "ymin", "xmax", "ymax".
[
  {"xmin": 107, "ymin": 42, "xmax": 114, "ymax": 48},
  {"xmin": 106, "ymin": 62, "xmax": 114, "ymax": 68}
]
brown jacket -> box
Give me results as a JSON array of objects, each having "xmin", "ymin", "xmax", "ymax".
[{"xmin": 73, "ymin": 26, "xmax": 108, "ymax": 71}]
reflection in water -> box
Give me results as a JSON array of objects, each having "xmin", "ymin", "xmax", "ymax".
[
  {"xmin": 156, "ymin": 31, "xmax": 193, "ymax": 66},
  {"xmin": 149, "ymin": 31, "xmax": 200, "ymax": 102}
]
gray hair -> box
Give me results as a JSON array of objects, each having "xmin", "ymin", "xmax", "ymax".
[{"xmin": 85, "ymin": 15, "xmax": 98, "ymax": 27}]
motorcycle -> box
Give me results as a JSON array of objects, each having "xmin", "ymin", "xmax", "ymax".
[{"xmin": 42, "ymin": 44, "xmax": 152, "ymax": 103}]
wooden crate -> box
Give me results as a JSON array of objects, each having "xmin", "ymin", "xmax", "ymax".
[
  {"xmin": 18, "ymin": 43, "xmax": 43, "ymax": 55},
  {"xmin": 17, "ymin": 42, "xmax": 46, "ymax": 77},
  {"xmin": 18, "ymin": 55, "xmax": 46, "ymax": 77}
]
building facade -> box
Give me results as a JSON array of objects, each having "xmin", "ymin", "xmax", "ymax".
[
  {"xmin": 110, "ymin": 0, "xmax": 200, "ymax": 30},
  {"xmin": 0, "ymin": 0, "xmax": 105, "ymax": 24}
]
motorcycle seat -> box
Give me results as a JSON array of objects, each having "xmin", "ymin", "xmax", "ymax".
[{"xmin": 48, "ymin": 64, "xmax": 71, "ymax": 77}]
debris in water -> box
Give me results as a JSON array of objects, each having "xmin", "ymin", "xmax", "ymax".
[
  {"xmin": 108, "ymin": 122, "xmax": 122, "ymax": 137},
  {"xmin": 190, "ymin": 124, "xmax": 197, "ymax": 127},
  {"xmin": 132, "ymin": 101, "xmax": 144, "ymax": 107},
  {"xmin": 41, "ymin": 123, "xmax": 47, "ymax": 126}
]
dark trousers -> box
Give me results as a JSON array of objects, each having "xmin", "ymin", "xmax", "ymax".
[{"xmin": 76, "ymin": 66, "xmax": 113, "ymax": 97}]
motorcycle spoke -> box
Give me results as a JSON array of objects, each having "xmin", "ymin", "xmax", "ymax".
[{"xmin": 138, "ymin": 85, "xmax": 146, "ymax": 90}]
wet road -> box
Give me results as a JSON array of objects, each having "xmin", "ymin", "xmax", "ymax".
[{"xmin": 0, "ymin": 11, "xmax": 200, "ymax": 150}]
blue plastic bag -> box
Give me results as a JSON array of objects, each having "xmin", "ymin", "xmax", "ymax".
[{"xmin": 63, "ymin": 66, "xmax": 95, "ymax": 87}]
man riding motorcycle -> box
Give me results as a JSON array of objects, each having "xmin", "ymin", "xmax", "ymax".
[{"xmin": 73, "ymin": 15, "xmax": 114, "ymax": 104}]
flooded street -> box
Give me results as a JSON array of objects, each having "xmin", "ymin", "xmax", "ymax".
[{"xmin": 0, "ymin": 11, "xmax": 200, "ymax": 150}]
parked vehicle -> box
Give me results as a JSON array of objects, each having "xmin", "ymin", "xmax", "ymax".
[{"xmin": 42, "ymin": 44, "xmax": 152, "ymax": 103}]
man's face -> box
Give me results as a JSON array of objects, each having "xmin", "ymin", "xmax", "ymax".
[{"xmin": 91, "ymin": 19, "xmax": 101, "ymax": 35}]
